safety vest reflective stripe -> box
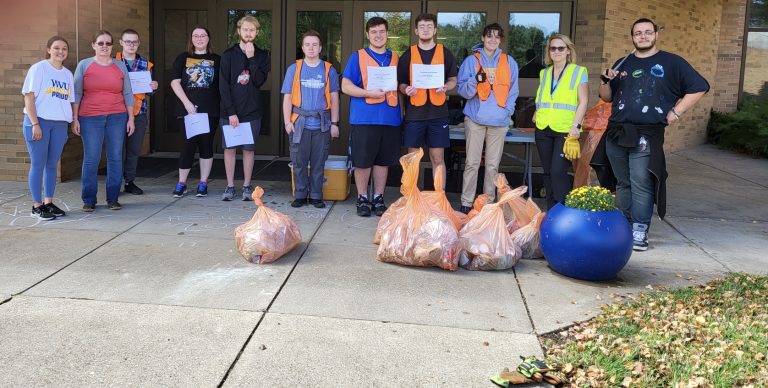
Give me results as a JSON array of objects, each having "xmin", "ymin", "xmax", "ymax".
[
  {"xmin": 569, "ymin": 65, "xmax": 581, "ymax": 90},
  {"xmin": 534, "ymin": 63, "xmax": 585, "ymax": 133},
  {"xmin": 536, "ymin": 102, "xmax": 551, "ymax": 109},
  {"xmin": 553, "ymin": 103, "xmax": 578, "ymax": 111}
]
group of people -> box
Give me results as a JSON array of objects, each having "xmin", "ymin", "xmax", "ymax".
[{"xmin": 21, "ymin": 15, "xmax": 707, "ymax": 251}]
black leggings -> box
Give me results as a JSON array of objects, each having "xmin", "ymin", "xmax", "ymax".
[
  {"xmin": 178, "ymin": 115, "xmax": 218, "ymax": 169},
  {"xmin": 535, "ymin": 127, "xmax": 571, "ymax": 210}
]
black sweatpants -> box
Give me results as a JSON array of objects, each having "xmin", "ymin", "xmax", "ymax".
[
  {"xmin": 535, "ymin": 127, "xmax": 570, "ymax": 210},
  {"xmin": 178, "ymin": 115, "xmax": 219, "ymax": 169}
]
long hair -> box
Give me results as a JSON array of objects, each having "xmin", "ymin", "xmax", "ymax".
[
  {"xmin": 544, "ymin": 34, "xmax": 577, "ymax": 66},
  {"xmin": 186, "ymin": 25, "xmax": 214, "ymax": 55},
  {"xmin": 45, "ymin": 36, "xmax": 69, "ymax": 59}
]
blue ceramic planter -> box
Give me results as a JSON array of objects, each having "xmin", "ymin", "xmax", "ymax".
[{"xmin": 540, "ymin": 202, "xmax": 633, "ymax": 281}]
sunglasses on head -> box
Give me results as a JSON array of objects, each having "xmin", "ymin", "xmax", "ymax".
[
  {"xmin": 95, "ymin": 42, "xmax": 114, "ymax": 47},
  {"xmin": 549, "ymin": 46, "xmax": 567, "ymax": 52}
]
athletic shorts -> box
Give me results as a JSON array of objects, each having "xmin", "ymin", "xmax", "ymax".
[
  {"xmin": 403, "ymin": 117, "xmax": 450, "ymax": 148},
  {"xmin": 219, "ymin": 117, "xmax": 261, "ymax": 151},
  {"xmin": 351, "ymin": 124, "xmax": 402, "ymax": 168}
]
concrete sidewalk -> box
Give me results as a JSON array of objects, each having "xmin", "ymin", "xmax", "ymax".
[{"xmin": 0, "ymin": 144, "xmax": 766, "ymax": 387}]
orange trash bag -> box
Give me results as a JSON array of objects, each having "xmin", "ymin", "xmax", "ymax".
[
  {"xmin": 458, "ymin": 190, "xmax": 523, "ymax": 271},
  {"xmin": 573, "ymin": 101, "xmax": 610, "ymax": 189},
  {"xmin": 376, "ymin": 149, "xmax": 461, "ymax": 271},
  {"xmin": 511, "ymin": 211, "xmax": 546, "ymax": 259},
  {"xmin": 465, "ymin": 194, "xmax": 490, "ymax": 224},
  {"xmin": 373, "ymin": 196, "xmax": 406, "ymax": 245},
  {"xmin": 423, "ymin": 166, "xmax": 467, "ymax": 231},
  {"xmin": 492, "ymin": 174, "xmax": 529, "ymax": 225},
  {"xmin": 234, "ymin": 187, "xmax": 302, "ymax": 264}
]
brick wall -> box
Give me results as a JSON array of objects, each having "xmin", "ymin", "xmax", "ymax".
[
  {"xmin": 0, "ymin": 0, "xmax": 150, "ymax": 183},
  {"xmin": 576, "ymin": 0, "xmax": 748, "ymax": 152}
]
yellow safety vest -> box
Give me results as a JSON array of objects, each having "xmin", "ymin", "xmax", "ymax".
[{"xmin": 535, "ymin": 64, "xmax": 587, "ymax": 133}]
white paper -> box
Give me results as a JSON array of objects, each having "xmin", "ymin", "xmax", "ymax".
[
  {"xmin": 366, "ymin": 66, "xmax": 398, "ymax": 92},
  {"xmin": 222, "ymin": 122, "xmax": 254, "ymax": 147},
  {"xmin": 183, "ymin": 113, "xmax": 210, "ymax": 139},
  {"xmin": 128, "ymin": 71, "xmax": 153, "ymax": 94},
  {"xmin": 411, "ymin": 64, "xmax": 445, "ymax": 89}
]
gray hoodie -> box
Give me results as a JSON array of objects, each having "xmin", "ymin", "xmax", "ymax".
[{"xmin": 457, "ymin": 44, "xmax": 519, "ymax": 127}]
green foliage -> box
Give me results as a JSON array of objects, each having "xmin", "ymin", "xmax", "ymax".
[
  {"xmin": 227, "ymin": 10, "xmax": 272, "ymax": 52},
  {"xmin": 364, "ymin": 12, "xmax": 411, "ymax": 57},
  {"xmin": 295, "ymin": 11, "xmax": 343, "ymax": 73},
  {"xmin": 750, "ymin": 0, "xmax": 768, "ymax": 28},
  {"xmin": 708, "ymin": 97, "xmax": 768, "ymax": 157},
  {"xmin": 565, "ymin": 186, "xmax": 617, "ymax": 212},
  {"xmin": 437, "ymin": 13, "xmax": 486, "ymax": 64}
]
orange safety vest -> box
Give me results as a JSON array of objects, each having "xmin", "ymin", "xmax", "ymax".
[
  {"xmin": 358, "ymin": 48, "xmax": 399, "ymax": 107},
  {"xmin": 409, "ymin": 44, "xmax": 446, "ymax": 107},
  {"xmin": 474, "ymin": 52, "xmax": 510, "ymax": 108},
  {"xmin": 116, "ymin": 52, "xmax": 153, "ymax": 116},
  {"xmin": 290, "ymin": 59, "xmax": 332, "ymax": 123}
]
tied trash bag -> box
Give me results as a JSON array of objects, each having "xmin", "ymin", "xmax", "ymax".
[
  {"xmin": 376, "ymin": 149, "xmax": 461, "ymax": 271},
  {"xmin": 234, "ymin": 187, "xmax": 302, "ymax": 264},
  {"xmin": 573, "ymin": 101, "xmax": 610, "ymax": 189},
  {"xmin": 511, "ymin": 212, "xmax": 545, "ymax": 259},
  {"xmin": 465, "ymin": 194, "xmax": 490, "ymax": 223},
  {"xmin": 422, "ymin": 166, "xmax": 467, "ymax": 231},
  {"xmin": 492, "ymin": 174, "xmax": 530, "ymax": 226},
  {"xmin": 373, "ymin": 196, "xmax": 406, "ymax": 245},
  {"xmin": 458, "ymin": 191, "xmax": 523, "ymax": 271}
]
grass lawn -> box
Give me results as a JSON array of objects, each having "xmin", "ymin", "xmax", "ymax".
[{"xmin": 541, "ymin": 273, "xmax": 768, "ymax": 387}]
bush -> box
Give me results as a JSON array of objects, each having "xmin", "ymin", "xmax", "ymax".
[
  {"xmin": 708, "ymin": 97, "xmax": 768, "ymax": 157},
  {"xmin": 565, "ymin": 186, "xmax": 617, "ymax": 212}
]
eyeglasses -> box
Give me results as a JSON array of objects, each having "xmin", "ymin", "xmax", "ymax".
[
  {"xmin": 95, "ymin": 42, "xmax": 114, "ymax": 47},
  {"xmin": 122, "ymin": 40, "xmax": 139, "ymax": 46},
  {"xmin": 633, "ymin": 31, "xmax": 655, "ymax": 37},
  {"xmin": 192, "ymin": 34, "xmax": 209, "ymax": 40},
  {"xmin": 417, "ymin": 25, "xmax": 434, "ymax": 31},
  {"xmin": 549, "ymin": 46, "xmax": 567, "ymax": 52}
]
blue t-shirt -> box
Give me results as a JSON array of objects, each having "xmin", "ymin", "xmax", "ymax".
[
  {"xmin": 281, "ymin": 61, "xmax": 340, "ymax": 130},
  {"xmin": 342, "ymin": 49, "xmax": 402, "ymax": 126}
]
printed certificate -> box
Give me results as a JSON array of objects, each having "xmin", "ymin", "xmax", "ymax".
[
  {"xmin": 128, "ymin": 71, "xmax": 153, "ymax": 94},
  {"xmin": 411, "ymin": 64, "xmax": 444, "ymax": 89},
  {"xmin": 365, "ymin": 66, "xmax": 398, "ymax": 92}
]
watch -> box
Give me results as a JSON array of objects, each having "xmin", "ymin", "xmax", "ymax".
[
  {"xmin": 572, "ymin": 123, "xmax": 582, "ymax": 129},
  {"xmin": 331, "ymin": 121, "xmax": 339, "ymax": 126}
]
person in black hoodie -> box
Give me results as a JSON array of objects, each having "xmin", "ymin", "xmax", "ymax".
[
  {"xmin": 598, "ymin": 18, "xmax": 708, "ymax": 252},
  {"xmin": 219, "ymin": 15, "xmax": 270, "ymax": 201}
]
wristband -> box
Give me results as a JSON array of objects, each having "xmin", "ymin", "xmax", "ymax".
[
  {"xmin": 32, "ymin": 123, "xmax": 40, "ymax": 127},
  {"xmin": 671, "ymin": 108, "xmax": 680, "ymax": 119},
  {"xmin": 331, "ymin": 121, "xmax": 338, "ymax": 126}
]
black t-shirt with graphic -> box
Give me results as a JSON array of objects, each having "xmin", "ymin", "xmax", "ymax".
[
  {"xmin": 608, "ymin": 50, "xmax": 709, "ymax": 125},
  {"xmin": 397, "ymin": 45, "xmax": 459, "ymax": 121},
  {"xmin": 172, "ymin": 52, "xmax": 222, "ymax": 117}
]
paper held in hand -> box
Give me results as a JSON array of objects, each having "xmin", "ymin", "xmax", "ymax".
[
  {"xmin": 365, "ymin": 66, "xmax": 397, "ymax": 92},
  {"xmin": 411, "ymin": 64, "xmax": 445, "ymax": 89},
  {"xmin": 223, "ymin": 122, "xmax": 254, "ymax": 147},
  {"xmin": 128, "ymin": 71, "xmax": 153, "ymax": 94},
  {"xmin": 184, "ymin": 113, "xmax": 210, "ymax": 139}
]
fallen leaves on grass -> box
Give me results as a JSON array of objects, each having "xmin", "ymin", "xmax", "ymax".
[{"xmin": 542, "ymin": 273, "xmax": 768, "ymax": 387}]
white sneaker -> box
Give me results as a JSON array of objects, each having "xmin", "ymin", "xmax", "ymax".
[{"xmin": 632, "ymin": 223, "xmax": 649, "ymax": 251}]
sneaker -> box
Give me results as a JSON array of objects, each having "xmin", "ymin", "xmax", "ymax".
[
  {"xmin": 108, "ymin": 201, "xmax": 122, "ymax": 210},
  {"xmin": 221, "ymin": 186, "xmax": 236, "ymax": 201},
  {"xmin": 44, "ymin": 203, "xmax": 65, "ymax": 217},
  {"xmin": 124, "ymin": 181, "xmax": 144, "ymax": 195},
  {"xmin": 460, "ymin": 206, "xmax": 472, "ymax": 215},
  {"xmin": 371, "ymin": 195, "xmax": 387, "ymax": 217},
  {"xmin": 196, "ymin": 182, "xmax": 208, "ymax": 197},
  {"xmin": 242, "ymin": 185, "xmax": 254, "ymax": 201},
  {"xmin": 309, "ymin": 198, "xmax": 326, "ymax": 209},
  {"xmin": 31, "ymin": 205, "xmax": 56, "ymax": 221},
  {"xmin": 632, "ymin": 223, "xmax": 649, "ymax": 251},
  {"xmin": 356, "ymin": 196, "xmax": 372, "ymax": 217},
  {"xmin": 83, "ymin": 203, "xmax": 96, "ymax": 212},
  {"xmin": 172, "ymin": 183, "xmax": 187, "ymax": 198},
  {"xmin": 291, "ymin": 198, "xmax": 307, "ymax": 208}
]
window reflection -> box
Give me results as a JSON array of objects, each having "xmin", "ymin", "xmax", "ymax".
[
  {"xmin": 743, "ymin": 32, "xmax": 768, "ymax": 100},
  {"xmin": 364, "ymin": 12, "xmax": 411, "ymax": 56},
  {"xmin": 436, "ymin": 12, "xmax": 486, "ymax": 64},
  {"xmin": 509, "ymin": 13, "xmax": 560, "ymax": 78},
  {"xmin": 164, "ymin": 10, "xmax": 207, "ymax": 69},
  {"xmin": 227, "ymin": 10, "xmax": 272, "ymax": 52},
  {"xmin": 296, "ymin": 11, "xmax": 343, "ymax": 74}
]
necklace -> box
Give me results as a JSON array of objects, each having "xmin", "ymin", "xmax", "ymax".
[{"xmin": 366, "ymin": 47, "xmax": 387, "ymax": 67}]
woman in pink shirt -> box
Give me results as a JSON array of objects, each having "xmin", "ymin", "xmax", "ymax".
[{"xmin": 72, "ymin": 30, "xmax": 135, "ymax": 212}]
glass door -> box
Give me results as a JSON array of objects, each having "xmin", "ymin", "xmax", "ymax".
[
  {"xmin": 151, "ymin": 0, "xmax": 214, "ymax": 152},
  {"xmin": 215, "ymin": 0, "xmax": 281, "ymax": 155},
  {"xmin": 284, "ymin": 1, "xmax": 354, "ymax": 157},
  {"xmin": 351, "ymin": 2, "xmax": 421, "ymax": 55}
]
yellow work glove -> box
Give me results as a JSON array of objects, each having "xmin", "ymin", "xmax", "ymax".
[{"xmin": 563, "ymin": 136, "xmax": 581, "ymax": 161}]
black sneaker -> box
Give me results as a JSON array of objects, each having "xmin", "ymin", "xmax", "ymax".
[
  {"xmin": 356, "ymin": 196, "xmax": 372, "ymax": 217},
  {"xmin": 108, "ymin": 201, "xmax": 122, "ymax": 210},
  {"xmin": 196, "ymin": 182, "xmax": 208, "ymax": 197},
  {"xmin": 45, "ymin": 203, "xmax": 65, "ymax": 217},
  {"xmin": 632, "ymin": 223, "xmax": 649, "ymax": 251},
  {"xmin": 83, "ymin": 203, "xmax": 96, "ymax": 212},
  {"xmin": 242, "ymin": 185, "xmax": 254, "ymax": 201},
  {"xmin": 31, "ymin": 205, "xmax": 56, "ymax": 221},
  {"xmin": 291, "ymin": 198, "xmax": 307, "ymax": 208},
  {"xmin": 173, "ymin": 182, "xmax": 187, "ymax": 198},
  {"xmin": 124, "ymin": 181, "xmax": 143, "ymax": 195},
  {"xmin": 460, "ymin": 206, "xmax": 472, "ymax": 215},
  {"xmin": 309, "ymin": 199, "xmax": 326, "ymax": 209},
  {"xmin": 371, "ymin": 196, "xmax": 387, "ymax": 217}
]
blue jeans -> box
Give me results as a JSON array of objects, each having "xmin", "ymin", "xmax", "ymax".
[
  {"xmin": 605, "ymin": 136, "xmax": 655, "ymax": 226},
  {"xmin": 23, "ymin": 115, "xmax": 69, "ymax": 203},
  {"xmin": 79, "ymin": 113, "xmax": 128, "ymax": 204}
]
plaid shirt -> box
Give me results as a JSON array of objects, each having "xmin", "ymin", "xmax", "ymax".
[{"xmin": 116, "ymin": 52, "xmax": 154, "ymax": 115}]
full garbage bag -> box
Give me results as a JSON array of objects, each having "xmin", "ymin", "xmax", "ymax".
[
  {"xmin": 492, "ymin": 174, "xmax": 530, "ymax": 226},
  {"xmin": 376, "ymin": 149, "xmax": 461, "ymax": 271},
  {"xmin": 458, "ymin": 190, "xmax": 523, "ymax": 270},
  {"xmin": 235, "ymin": 187, "xmax": 302, "ymax": 264},
  {"xmin": 573, "ymin": 101, "xmax": 610, "ymax": 189},
  {"xmin": 465, "ymin": 194, "xmax": 490, "ymax": 224},
  {"xmin": 511, "ymin": 209, "xmax": 546, "ymax": 259},
  {"xmin": 422, "ymin": 166, "xmax": 467, "ymax": 231}
]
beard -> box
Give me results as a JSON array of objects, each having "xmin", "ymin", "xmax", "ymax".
[
  {"xmin": 633, "ymin": 36, "xmax": 656, "ymax": 53},
  {"xmin": 240, "ymin": 36, "xmax": 254, "ymax": 44}
]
